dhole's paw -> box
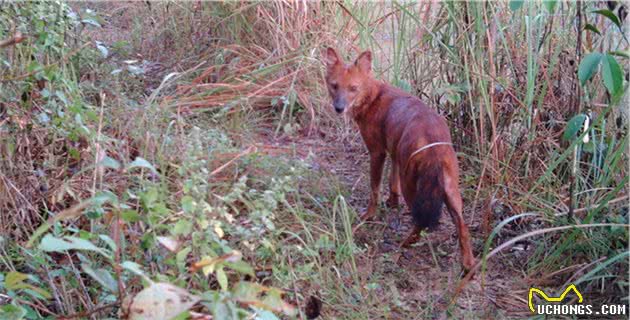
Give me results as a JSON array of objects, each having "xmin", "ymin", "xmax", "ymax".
[
  {"xmin": 385, "ymin": 195, "xmax": 399, "ymax": 208},
  {"xmin": 463, "ymin": 257, "xmax": 476, "ymax": 277},
  {"xmin": 359, "ymin": 210, "xmax": 377, "ymax": 221},
  {"xmin": 352, "ymin": 209, "xmax": 377, "ymax": 233}
]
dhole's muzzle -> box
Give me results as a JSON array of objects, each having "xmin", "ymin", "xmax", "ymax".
[{"xmin": 332, "ymin": 95, "xmax": 347, "ymax": 113}]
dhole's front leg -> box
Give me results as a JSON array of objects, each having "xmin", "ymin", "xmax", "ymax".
[{"xmin": 361, "ymin": 152, "xmax": 385, "ymax": 221}]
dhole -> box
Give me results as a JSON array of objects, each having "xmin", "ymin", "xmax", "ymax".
[{"xmin": 324, "ymin": 48, "xmax": 475, "ymax": 271}]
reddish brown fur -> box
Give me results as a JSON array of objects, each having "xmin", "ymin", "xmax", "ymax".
[{"xmin": 324, "ymin": 48, "xmax": 475, "ymax": 271}]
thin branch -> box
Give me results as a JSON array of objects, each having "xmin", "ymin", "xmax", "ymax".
[{"xmin": 58, "ymin": 302, "xmax": 118, "ymax": 320}]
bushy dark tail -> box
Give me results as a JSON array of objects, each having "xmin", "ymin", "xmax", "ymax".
[{"xmin": 411, "ymin": 161, "xmax": 445, "ymax": 230}]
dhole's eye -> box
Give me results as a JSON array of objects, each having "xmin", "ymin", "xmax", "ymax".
[
  {"xmin": 349, "ymin": 85, "xmax": 359, "ymax": 92},
  {"xmin": 330, "ymin": 82, "xmax": 338, "ymax": 90}
]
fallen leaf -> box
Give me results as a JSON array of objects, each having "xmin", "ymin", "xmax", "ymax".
[
  {"xmin": 157, "ymin": 236, "xmax": 180, "ymax": 252},
  {"xmin": 128, "ymin": 283, "xmax": 200, "ymax": 320}
]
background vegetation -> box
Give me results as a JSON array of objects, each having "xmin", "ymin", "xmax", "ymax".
[{"xmin": 0, "ymin": 1, "xmax": 627, "ymax": 319}]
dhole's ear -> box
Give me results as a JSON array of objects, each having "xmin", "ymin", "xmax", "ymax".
[
  {"xmin": 354, "ymin": 50, "xmax": 372, "ymax": 73},
  {"xmin": 325, "ymin": 47, "xmax": 341, "ymax": 68}
]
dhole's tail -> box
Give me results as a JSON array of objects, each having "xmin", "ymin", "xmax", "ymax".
[{"xmin": 411, "ymin": 161, "xmax": 444, "ymax": 230}]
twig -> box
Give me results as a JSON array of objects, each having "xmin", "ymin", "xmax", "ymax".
[
  {"xmin": 209, "ymin": 146, "xmax": 256, "ymax": 176},
  {"xmin": 58, "ymin": 302, "xmax": 118, "ymax": 320},
  {"xmin": 0, "ymin": 32, "xmax": 25, "ymax": 48},
  {"xmin": 42, "ymin": 263, "xmax": 65, "ymax": 314},
  {"xmin": 555, "ymin": 195, "xmax": 629, "ymax": 217},
  {"xmin": 286, "ymin": 254, "xmax": 305, "ymax": 319},
  {"xmin": 112, "ymin": 208, "xmax": 125, "ymax": 313}
]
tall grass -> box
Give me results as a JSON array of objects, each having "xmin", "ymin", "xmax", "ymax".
[{"xmin": 0, "ymin": 1, "xmax": 627, "ymax": 319}]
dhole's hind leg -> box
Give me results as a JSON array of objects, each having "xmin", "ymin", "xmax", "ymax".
[
  {"xmin": 386, "ymin": 158, "xmax": 401, "ymax": 208},
  {"xmin": 443, "ymin": 173, "xmax": 476, "ymax": 272}
]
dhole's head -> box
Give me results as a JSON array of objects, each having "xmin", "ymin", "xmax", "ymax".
[{"xmin": 324, "ymin": 48, "xmax": 373, "ymax": 114}]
